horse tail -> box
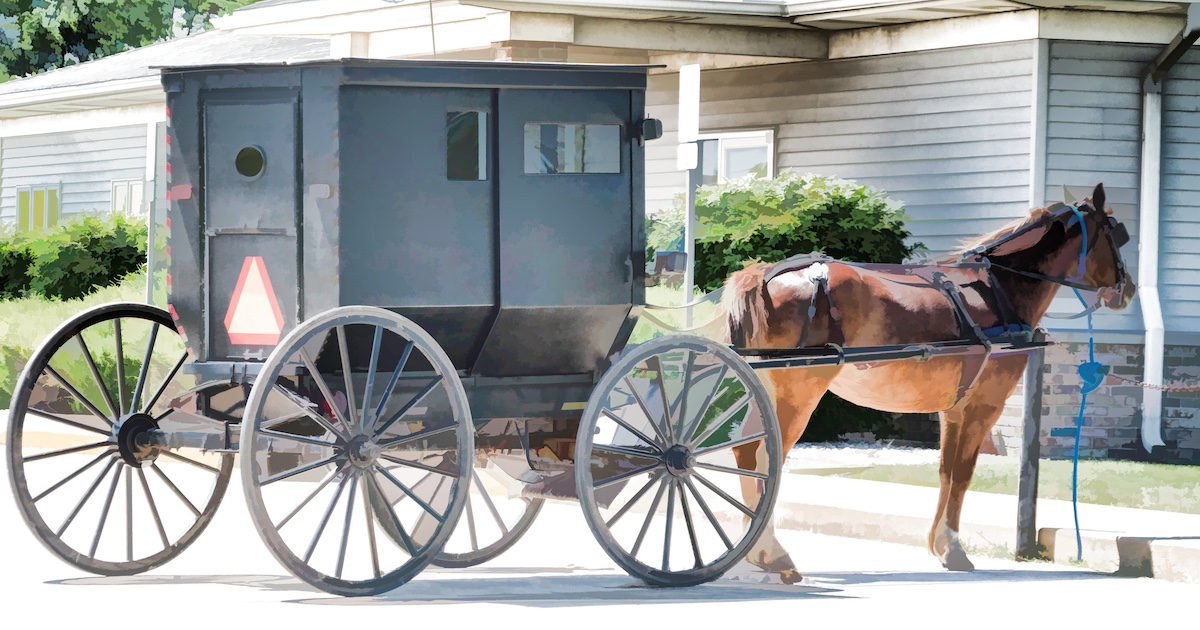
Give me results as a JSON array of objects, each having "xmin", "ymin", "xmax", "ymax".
[{"xmin": 721, "ymin": 262, "xmax": 771, "ymax": 348}]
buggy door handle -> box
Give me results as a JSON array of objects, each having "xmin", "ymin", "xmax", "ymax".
[
  {"xmin": 206, "ymin": 227, "xmax": 293, "ymax": 237},
  {"xmin": 625, "ymin": 258, "xmax": 633, "ymax": 284}
]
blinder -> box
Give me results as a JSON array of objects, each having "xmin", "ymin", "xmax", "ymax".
[{"xmin": 1108, "ymin": 216, "xmax": 1129, "ymax": 248}]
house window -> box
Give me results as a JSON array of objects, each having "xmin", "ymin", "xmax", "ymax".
[
  {"xmin": 16, "ymin": 184, "xmax": 61, "ymax": 232},
  {"xmin": 523, "ymin": 123, "xmax": 621, "ymax": 174},
  {"xmin": 696, "ymin": 130, "xmax": 774, "ymax": 184},
  {"xmin": 112, "ymin": 179, "xmax": 146, "ymax": 215}
]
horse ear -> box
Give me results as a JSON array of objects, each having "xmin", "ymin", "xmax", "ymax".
[{"xmin": 1091, "ymin": 183, "xmax": 1106, "ymax": 213}]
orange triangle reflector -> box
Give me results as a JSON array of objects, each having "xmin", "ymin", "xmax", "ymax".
[{"xmin": 224, "ymin": 256, "xmax": 284, "ymax": 345}]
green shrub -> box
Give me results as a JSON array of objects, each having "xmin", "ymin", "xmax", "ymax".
[
  {"xmin": 1, "ymin": 213, "xmax": 147, "ymax": 302},
  {"xmin": 645, "ymin": 171, "xmax": 924, "ymax": 443}
]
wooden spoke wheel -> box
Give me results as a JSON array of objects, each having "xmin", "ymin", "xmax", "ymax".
[
  {"xmin": 241, "ymin": 306, "xmax": 473, "ymax": 597},
  {"xmin": 6, "ymin": 303, "xmax": 233, "ymax": 575},
  {"xmin": 429, "ymin": 453, "xmax": 544, "ymax": 568},
  {"xmin": 575, "ymin": 335, "xmax": 781, "ymax": 586}
]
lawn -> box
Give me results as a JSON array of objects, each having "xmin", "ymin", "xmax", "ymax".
[
  {"xmin": 797, "ymin": 458, "xmax": 1200, "ymax": 515},
  {"xmin": 0, "ymin": 270, "xmax": 147, "ymax": 408}
]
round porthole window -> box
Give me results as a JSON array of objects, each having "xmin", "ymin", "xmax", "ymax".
[{"xmin": 235, "ymin": 146, "xmax": 265, "ymax": 179}]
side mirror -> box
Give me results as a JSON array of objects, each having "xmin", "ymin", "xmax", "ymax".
[{"xmin": 639, "ymin": 118, "xmax": 663, "ymax": 145}]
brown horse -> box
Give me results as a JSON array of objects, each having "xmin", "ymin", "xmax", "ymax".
[{"xmin": 721, "ymin": 183, "xmax": 1135, "ymax": 582}]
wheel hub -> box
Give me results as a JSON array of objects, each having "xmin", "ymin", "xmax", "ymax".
[
  {"xmin": 347, "ymin": 434, "xmax": 381, "ymax": 468},
  {"xmin": 115, "ymin": 413, "xmax": 160, "ymax": 467},
  {"xmin": 664, "ymin": 444, "xmax": 695, "ymax": 478}
]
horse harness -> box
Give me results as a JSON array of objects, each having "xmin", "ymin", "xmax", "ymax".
[{"xmin": 760, "ymin": 200, "xmax": 1130, "ymax": 408}]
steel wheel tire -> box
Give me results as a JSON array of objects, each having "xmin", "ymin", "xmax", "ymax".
[{"xmin": 575, "ymin": 334, "xmax": 781, "ymax": 586}]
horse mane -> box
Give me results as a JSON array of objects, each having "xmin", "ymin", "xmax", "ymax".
[{"xmin": 941, "ymin": 205, "xmax": 1056, "ymax": 261}]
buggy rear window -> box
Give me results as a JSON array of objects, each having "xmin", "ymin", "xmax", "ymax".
[
  {"xmin": 523, "ymin": 123, "xmax": 620, "ymax": 174},
  {"xmin": 447, "ymin": 110, "xmax": 487, "ymax": 181}
]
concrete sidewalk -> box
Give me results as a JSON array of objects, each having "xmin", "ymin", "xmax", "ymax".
[{"xmin": 774, "ymin": 472, "xmax": 1200, "ymax": 584}]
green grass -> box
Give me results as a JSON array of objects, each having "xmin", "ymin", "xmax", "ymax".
[
  {"xmin": 0, "ymin": 270, "xmax": 149, "ymax": 408},
  {"xmin": 797, "ymin": 458, "xmax": 1200, "ymax": 515},
  {"xmin": 628, "ymin": 284, "xmax": 724, "ymax": 346}
]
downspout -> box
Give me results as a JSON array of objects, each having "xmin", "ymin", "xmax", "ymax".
[{"xmin": 1137, "ymin": 3, "xmax": 1200, "ymax": 453}]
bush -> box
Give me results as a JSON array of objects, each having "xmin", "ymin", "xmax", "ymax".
[
  {"xmin": 646, "ymin": 171, "xmax": 925, "ymax": 443},
  {"xmin": 1, "ymin": 213, "xmax": 147, "ymax": 301}
]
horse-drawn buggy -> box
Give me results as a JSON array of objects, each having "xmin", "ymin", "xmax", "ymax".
[{"xmin": 6, "ymin": 57, "xmax": 1136, "ymax": 597}]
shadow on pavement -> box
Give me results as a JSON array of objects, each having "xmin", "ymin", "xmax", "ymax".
[{"xmin": 806, "ymin": 569, "xmax": 1118, "ymax": 586}]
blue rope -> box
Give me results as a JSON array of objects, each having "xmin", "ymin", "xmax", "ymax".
[{"xmin": 1072, "ymin": 288, "xmax": 1109, "ymax": 562}]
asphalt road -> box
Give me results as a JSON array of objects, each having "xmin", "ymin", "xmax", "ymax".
[{"xmin": 1, "ymin": 453, "xmax": 1192, "ymax": 630}]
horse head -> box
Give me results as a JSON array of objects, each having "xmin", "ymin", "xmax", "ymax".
[{"xmin": 1074, "ymin": 183, "xmax": 1136, "ymax": 311}]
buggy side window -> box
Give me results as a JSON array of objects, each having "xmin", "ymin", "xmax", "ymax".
[
  {"xmin": 523, "ymin": 123, "xmax": 620, "ymax": 174},
  {"xmin": 447, "ymin": 110, "xmax": 487, "ymax": 181}
]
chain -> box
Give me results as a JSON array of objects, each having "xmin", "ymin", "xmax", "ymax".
[{"xmin": 1109, "ymin": 373, "xmax": 1200, "ymax": 393}]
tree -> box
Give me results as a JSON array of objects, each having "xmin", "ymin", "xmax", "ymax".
[{"xmin": 0, "ymin": 1, "xmax": 259, "ymax": 82}]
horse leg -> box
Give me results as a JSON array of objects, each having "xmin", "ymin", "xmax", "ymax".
[
  {"xmin": 939, "ymin": 394, "xmax": 1008, "ymax": 571},
  {"xmin": 929, "ymin": 412, "xmax": 963, "ymax": 564},
  {"xmin": 733, "ymin": 366, "xmax": 837, "ymax": 584}
]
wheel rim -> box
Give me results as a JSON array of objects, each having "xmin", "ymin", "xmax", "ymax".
[
  {"xmin": 575, "ymin": 335, "xmax": 781, "ymax": 586},
  {"xmin": 430, "ymin": 454, "xmax": 544, "ymax": 568},
  {"xmin": 241, "ymin": 307, "xmax": 473, "ymax": 596},
  {"xmin": 6, "ymin": 303, "xmax": 232, "ymax": 576}
]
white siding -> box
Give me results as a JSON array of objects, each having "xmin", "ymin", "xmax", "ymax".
[
  {"xmin": 1162, "ymin": 49, "xmax": 1200, "ymax": 338},
  {"xmin": 1043, "ymin": 41, "xmax": 1157, "ymax": 336},
  {"xmin": 645, "ymin": 41, "xmax": 1036, "ymax": 258},
  {"xmin": 1, "ymin": 125, "xmax": 148, "ymax": 221}
]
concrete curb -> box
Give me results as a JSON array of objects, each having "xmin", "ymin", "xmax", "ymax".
[{"xmin": 774, "ymin": 497, "xmax": 1200, "ymax": 584}]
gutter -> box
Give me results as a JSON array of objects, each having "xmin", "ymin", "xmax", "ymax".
[{"xmin": 1136, "ymin": 3, "xmax": 1200, "ymax": 453}]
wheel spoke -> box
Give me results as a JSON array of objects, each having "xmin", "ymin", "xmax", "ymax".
[
  {"xmin": 261, "ymin": 409, "xmax": 312, "ymax": 430},
  {"xmin": 360, "ymin": 326, "xmax": 383, "ymax": 431},
  {"xmin": 114, "ymin": 319, "xmax": 127, "ymax": 415},
  {"xmin": 125, "ymin": 468, "xmax": 134, "ymax": 562},
  {"xmin": 379, "ymin": 453, "xmax": 457, "ymax": 477},
  {"xmin": 594, "ymin": 463, "xmax": 659, "ymax": 490},
  {"xmin": 377, "ymin": 466, "xmax": 445, "ymax": 523},
  {"xmin": 677, "ymin": 478, "xmax": 703, "ymax": 569},
  {"xmin": 689, "ymin": 394, "xmax": 751, "ymax": 449},
  {"xmin": 600, "ymin": 409, "xmax": 663, "ymax": 452},
  {"xmin": 623, "ymin": 376, "xmax": 672, "ymax": 447},
  {"xmin": 373, "ymin": 341, "xmax": 413, "ymax": 431},
  {"xmin": 593, "ymin": 442, "xmax": 659, "ymax": 460},
  {"xmin": 465, "ymin": 479, "xmax": 479, "ymax": 552},
  {"xmin": 373, "ymin": 376, "xmax": 444, "ymax": 439},
  {"xmin": 361, "ymin": 476, "xmax": 381, "ymax": 578},
  {"xmin": 683, "ymin": 477, "xmax": 732, "ymax": 551},
  {"xmin": 630, "ymin": 478, "xmax": 668, "ymax": 558},
  {"xmin": 259, "ymin": 453, "xmax": 343, "ymax": 486},
  {"xmin": 335, "ymin": 326, "xmax": 360, "ymax": 432},
  {"xmin": 335, "ymin": 472, "xmax": 358, "ymax": 579},
  {"xmin": 89, "ymin": 464, "xmax": 123, "ymax": 557},
  {"xmin": 150, "ymin": 463, "xmax": 200, "ymax": 517},
  {"xmin": 142, "ymin": 351, "xmax": 187, "ymax": 414},
  {"xmin": 132, "ymin": 323, "xmax": 160, "ymax": 414},
  {"xmin": 377, "ymin": 424, "xmax": 456, "ymax": 450},
  {"xmin": 26, "ymin": 409, "xmax": 110, "ymax": 436},
  {"xmin": 693, "ymin": 461, "xmax": 769, "ymax": 480},
  {"xmin": 662, "ymin": 479, "xmax": 676, "ymax": 571},
  {"xmin": 277, "ymin": 465, "xmax": 345, "ymax": 530},
  {"xmin": 366, "ymin": 470, "xmax": 416, "ymax": 556},
  {"xmin": 158, "ymin": 450, "xmax": 220, "ymax": 475},
  {"xmin": 693, "ymin": 431, "xmax": 767, "ymax": 458},
  {"xmin": 24, "ymin": 440, "xmax": 111, "ymax": 463},
  {"xmin": 45, "ymin": 365, "xmax": 112, "ymax": 427},
  {"xmin": 692, "ymin": 472, "xmax": 755, "ymax": 519},
  {"xmin": 33, "ymin": 451, "xmax": 113, "ymax": 502},
  {"xmin": 303, "ymin": 474, "xmax": 351, "ymax": 564},
  {"xmin": 259, "ymin": 428, "xmax": 341, "ymax": 449},
  {"xmin": 137, "ymin": 468, "xmax": 171, "ymax": 549},
  {"xmin": 673, "ymin": 351, "xmax": 696, "ymax": 441},
  {"xmin": 271, "ymin": 384, "xmax": 349, "ymax": 442},
  {"xmin": 56, "ymin": 457, "xmax": 117, "ymax": 537},
  {"xmin": 75, "ymin": 334, "xmax": 119, "ymax": 420},
  {"xmin": 605, "ymin": 471, "xmax": 664, "ymax": 528},
  {"xmin": 681, "ymin": 364, "xmax": 727, "ymax": 443},
  {"xmin": 300, "ymin": 347, "xmax": 355, "ymax": 437},
  {"xmin": 648, "ymin": 356, "xmax": 674, "ymax": 443},
  {"xmin": 472, "ymin": 469, "xmax": 508, "ymax": 535}
]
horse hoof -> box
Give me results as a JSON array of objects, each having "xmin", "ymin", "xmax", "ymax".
[
  {"xmin": 943, "ymin": 548, "xmax": 975, "ymax": 572},
  {"xmin": 778, "ymin": 569, "xmax": 805, "ymax": 584}
]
